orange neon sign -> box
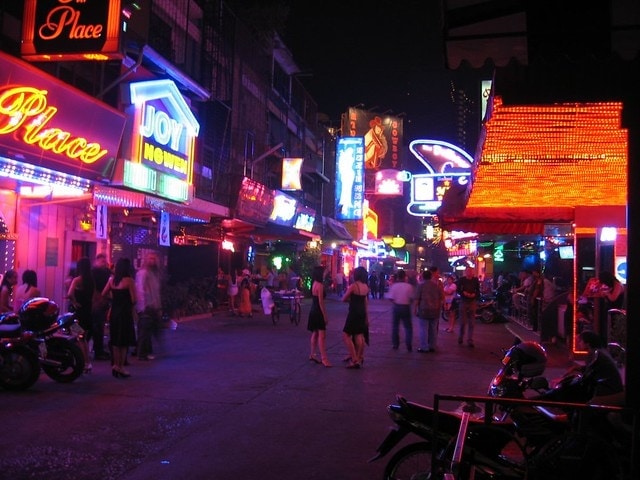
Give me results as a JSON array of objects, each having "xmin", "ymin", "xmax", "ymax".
[{"xmin": 0, "ymin": 86, "xmax": 107, "ymax": 164}]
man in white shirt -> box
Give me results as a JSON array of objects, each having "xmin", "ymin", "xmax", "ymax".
[{"xmin": 387, "ymin": 269, "xmax": 415, "ymax": 351}]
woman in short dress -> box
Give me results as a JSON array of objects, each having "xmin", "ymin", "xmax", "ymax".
[
  {"xmin": 102, "ymin": 258, "xmax": 137, "ymax": 378},
  {"xmin": 307, "ymin": 265, "xmax": 330, "ymax": 367},
  {"xmin": 342, "ymin": 266, "xmax": 370, "ymax": 369}
]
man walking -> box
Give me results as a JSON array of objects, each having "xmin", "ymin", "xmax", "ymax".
[
  {"xmin": 415, "ymin": 269, "xmax": 445, "ymax": 352},
  {"xmin": 387, "ymin": 269, "xmax": 415, "ymax": 351},
  {"xmin": 136, "ymin": 252, "xmax": 163, "ymax": 361}
]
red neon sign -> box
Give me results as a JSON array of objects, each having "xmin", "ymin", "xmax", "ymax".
[{"xmin": 0, "ymin": 86, "xmax": 107, "ymax": 163}]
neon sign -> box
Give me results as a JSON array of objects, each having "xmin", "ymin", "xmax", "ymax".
[
  {"xmin": 335, "ymin": 136, "xmax": 365, "ymax": 220},
  {"xmin": 407, "ymin": 140, "xmax": 474, "ymax": 216},
  {"xmin": 0, "ymin": 86, "xmax": 107, "ymax": 163},
  {"xmin": 125, "ymin": 79, "xmax": 200, "ymax": 202},
  {"xmin": 21, "ymin": 0, "xmax": 123, "ymax": 61}
]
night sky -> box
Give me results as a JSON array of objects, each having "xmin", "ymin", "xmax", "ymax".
[
  {"xmin": 282, "ymin": 1, "xmax": 459, "ymax": 140},
  {"xmin": 229, "ymin": 0, "xmax": 473, "ymax": 148}
]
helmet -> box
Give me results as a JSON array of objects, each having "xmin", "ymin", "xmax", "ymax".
[
  {"xmin": 505, "ymin": 341, "xmax": 547, "ymax": 377},
  {"xmin": 19, "ymin": 297, "xmax": 60, "ymax": 332}
]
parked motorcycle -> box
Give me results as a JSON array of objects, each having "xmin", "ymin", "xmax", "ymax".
[
  {"xmin": 442, "ymin": 293, "xmax": 506, "ymax": 324},
  {"xmin": 0, "ymin": 297, "xmax": 85, "ymax": 383},
  {"xmin": 0, "ymin": 324, "xmax": 40, "ymax": 391},
  {"xmin": 371, "ymin": 338, "xmax": 631, "ymax": 479}
]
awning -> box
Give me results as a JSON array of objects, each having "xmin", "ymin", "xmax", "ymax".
[
  {"xmin": 439, "ymin": 97, "xmax": 627, "ymax": 233},
  {"xmin": 93, "ymin": 185, "xmax": 221, "ymax": 222},
  {"xmin": 324, "ymin": 217, "xmax": 353, "ymax": 241}
]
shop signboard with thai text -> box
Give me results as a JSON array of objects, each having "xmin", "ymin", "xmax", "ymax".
[
  {"xmin": 0, "ymin": 50, "xmax": 125, "ymax": 182},
  {"xmin": 269, "ymin": 191, "xmax": 297, "ymax": 227},
  {"xmin": 21, "ymin": 0, "xmax": 123, "ymax": 61},
  {"xmin": 293, "ymin": 205, "xmax": 316, "ymax": 232},
  {"xmin": 335, "ymin": 136, "xmax": 365, "ymax": 221},
  {"xmin": 234, "ymin": 177, "xmax": 274, "ymax": 226}
]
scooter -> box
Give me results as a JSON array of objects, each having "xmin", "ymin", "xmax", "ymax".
[{"xmin": 0, "ymin": 297, "xmax": 85, "ymax": 383}]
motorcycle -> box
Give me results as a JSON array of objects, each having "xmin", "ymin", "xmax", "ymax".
[
  {"xmin": 442, "ymin": 293, "xmax": 506, "ymax": 324},
  {"xmin": 0, "ymin": 324, "xmax": 40, "ymax": 391},
  {"xmin": 0, "ymin": 297, "xmax": 85, "ymax": 383},
  {"xmin": 371, "ymin": 339, "xmax": 632, "ymax": 479}
]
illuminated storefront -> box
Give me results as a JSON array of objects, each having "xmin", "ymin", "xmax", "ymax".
[
  {"xmin": 440, "ymin": 96, "xmax": 627, "ymax": 354},
  {"xmin": 0, "ymin": 50, "xmax": 126, "ymax": 305}
]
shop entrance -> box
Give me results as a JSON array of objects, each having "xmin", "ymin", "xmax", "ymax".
[{"xmin": 71, "ymin": 240, "xmax": 97, "ymax": 265}]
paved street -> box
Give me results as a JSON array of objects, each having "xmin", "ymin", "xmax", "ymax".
[{"xmin": 0, "ymin": 294, "xmax": 572, "ymax": 480}]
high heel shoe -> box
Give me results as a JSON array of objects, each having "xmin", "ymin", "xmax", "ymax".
[
  {"xmin": 309, "ymin": 356, "xmax": 321, "ymax": 364},
  {"xmin": 83, "ymin": 363, "xmax": 93, "ymax": 374},
  {"xmin": 321, "ymin": 359, "xmax": 332, "ymax": 368},
  {"xmin": 112, "ymin": 367, "xmax": 131, "ymax": 379},
  {"xmin": 346, "ymin": 360, "xmax": 361, "ymax": 369}
]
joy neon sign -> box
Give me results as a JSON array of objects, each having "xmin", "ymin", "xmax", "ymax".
[{"xmin": 0, "ymin": 86, "xmax": 107, "ymax": 163}]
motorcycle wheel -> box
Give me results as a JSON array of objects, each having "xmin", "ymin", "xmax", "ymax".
[
  {"xmin": 383, "ymin": 442, "xmax": 437, "ymax": 480},
  {"xmin": 0, "ymin": 345, "xmax": 40, "ymax": 391},
  {"xmin": 479, "ymin": 308, "xmax": 496, "ymax": 324},
  {"xmin": 41, "ymin": 338, "xmax": 85, "ymax": 383}
]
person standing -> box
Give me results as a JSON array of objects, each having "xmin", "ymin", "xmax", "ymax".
[
  {"xmin": 13, "ymin": 269, "xmax": 41, "ymax": 311},
  {"xmin": 443, "ymin": 274, "xmax": 458, "ymax": 333},
  {"xmin": 237, "ymin": 277, "xmax": 253, "ymax": 317},
  {"xmin": 0, "ymin": 269, "xmax": 18, "ymax": 313},
  {"xmin": 91, "ymin": 253, "xmax": 112, "ymax": 361},
  {"xmin": 67, "ymin": 257, "xmax": 95, "ymax": 372},
  {"xmin": 415, "ymin": 269, "xmax": 445, "ymax": 353},
  {"xmin": 102, "ymin": 258, "xmax": 137, "ymax": 378},
  {"xmin": 377, "ymin": 271, "xmax": 386, "ymax": 299},
  {"xmin": 457, "ymin": 266, "xmax": 480, "ymax": 347},
  {"xmin": 342, "ymin": 266, "xmax": 370, "ymax": 368},
  {"xmin": 135, "ymin": 252, "xmax": 163, "ymax": 361},
  {"xmin": 334, "ymin": 270, "xmax": 344, "ymax": 296},
  {"xmin": 387, "ymin": 269, "xmax": 415, "ymax": 352},
  {"xmin": 368, "ymin": 271, "xmax": 379, "ymax": 299},
  {"xmin": 528, "ymin": 268, "xmax": 544, "ymax": 331},
  {"xmin": 227, "ymin": 271, "xmax": 238, "ymax": 314},
  {"xmin": 307, "ymin": 265, "xmax": 331, "ymax": 367},
  {"xmin": 216, "ymin": 267, "xmax": 228, "ymax": 308}
]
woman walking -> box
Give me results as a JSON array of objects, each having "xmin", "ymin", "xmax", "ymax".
[
  {"xmin": 307, "ymin": 265, "xmax": 331, "ymax": 367},
  {"xmin": 342, "ymin": 266, "xmax": 370, "ymax": 369},
  {"xmin": 102, "ymin": 258, "xmax": 137, "ymax": 378}
]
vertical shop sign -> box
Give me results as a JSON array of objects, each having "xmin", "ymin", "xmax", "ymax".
[
  {"xmin": 159, "ymin": 211, "xmax": 170, "ymax": 246},
  {"xmin": 335, "ymin": 136, "xmax": 365, "ymax": 220},
  {"xmin": 95, "ymin": 205, "xmax": 108, "ymax": 239}
]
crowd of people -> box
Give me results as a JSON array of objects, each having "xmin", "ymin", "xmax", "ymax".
[{"xmin": 1, "ymin": 251, "xmax": 165, "ymax": 380}]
